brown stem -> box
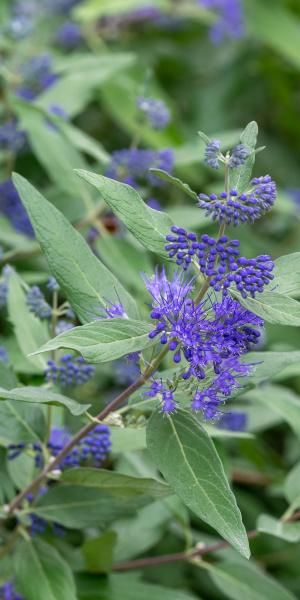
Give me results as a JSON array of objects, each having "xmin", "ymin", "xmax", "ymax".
[
  {"xmin": 113, "ymin": 530, "xmax": 258, "ymax": 572},
  {"xmin": 113, "ymin": 509, "xmax": 300, "ymax": 572},
  {"xmin": 5, "ymin": 345, "xmax": 169, "ymax": 516}
]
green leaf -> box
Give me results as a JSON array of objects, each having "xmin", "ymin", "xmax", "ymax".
[
  {"xmin": 0, "ymin": 448, "xmax": 16, "ymax": 503},
  {"xmin": 205, "ymin": 560, "xmax": 296, "ymax": 600},
  {"xmin": 7, "ymin": 453, "xmax": 35, "ymax": 490},
  {"xmin": 62, "ymin": 468, "xmax": 170, "ymax": 499},
  {"xmin": 15, "ymin": 538, "xmax": 77, "ymax": 600},
  {"xmin": 246, "ymin": 385, "xmax": 300, "ymax": 439},
  {"xmin": 37, "ymin": 53, "xmax": 136, "ymax": 117},
  {"xmin": 7, "ymin": 271, "xmax": 49, "ymax": 371},
  {"xmin": 88, "ymin": 574, "xmax": 200, "ymax": 600},
  {"xmin": 114, "ymin": 499, "xmax": 174, "ymax": 562},
  {"xmin": 0, "ymin": 386, "xmax": 90, "ymax": 416},
  {"xmin": 75, "ymin": 171, "xmax": 173, "ymax": 258},
  {"xmin": 12, "ymin": 99, "xmax": 93, "ymax": 210},
  {"xmin": 231, "ymin": 290, "xmax": 300, "ymax": 326},
  {"xmin": 273, "ymin": 253, "xmax": 300, "ymax": 297},
  {"xmin": 13, "ymin": 173, "xmax": 138, "ymax": 323},
  {"xmin": 246, "ymin": 0, "xmax": 300, "ymax": 70},
  {"xmin": 31, "ymin": 318, "xmax": 154, "ymax": 363},
  {"xmin": 149, "ymin": 169, "xmax": 198, "ymax": 201},
  {"xmin": 110, "ymin": 427, "xmax": 147, "ymax": 452},
  {"xmin": 0, "ymin": 362, "xmax": 18, "ymax": 390},
  {"xmin": 146, "ymin": 408, "xmax": 250, "ymax": 558},
  {"xmin": 243, "ymin": 351, "xmax": 300, "ymax": 385},
  {"xmin": 167, "ymin": 206, "xmax": 208, "ymax": 230},
  {"xmin": 75, "ymin": 0, "xmax": 169, "ymax": 21},
  {"xmin": 284, "ymin": 462, "xmax": 300, "ymax": 506},
  {"xmin": 82, "ymin": 531, "xmax": 117, "ymax": 574},
  {"xmin": 257, "ymin": 514, "xmax": 300, "ymax": 543},
  {"xmin": 230, "ymin": 121, "xmax": 258, "ymax": 193},
  {"xmin": 29, "ymin": 484, "xmax": 137, "ymax": 528},
  {"xmin": 0, "ymin": 402, "xmax": 46, "ymax": 445}
]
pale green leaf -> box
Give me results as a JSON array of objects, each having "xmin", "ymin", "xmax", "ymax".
[
  {"xmin": 246, "ymin": 385, "xmax": 300, "ymax": 439},
  {"xmin": 75, "ymin": 170, "xmax": 173, "ymax": 257},
  {"xmin": 62, "ymin": 468, "xmax": 170, "ymax": 499},
  {"xmin": 231, "ymin": 290, "xmax": 300, "ymax": 326},
  {"xmin": 0, "ymin": 386, "xmax": 90, "ymax": 416},
  {"xmin": 257, "ymin": 514, "xmax": 300, "ymax": 543},
  {"xmin": 146, "ymin": 408, "xmax": 250, "ymax": 558},
  {"xmin": 230, "ymin": 121, "xmax": 258, "ymax": 193},
  {"xmin": 15, "ymin": 539, "xmax": 77, "ymax": 600},
  {"xmin": 205, "ymin": 560, "xmax": 296, "ymax": 600},
  {"xmin": 32, "ymin": 318, "xmax": 154, "ymax": 363},
  {"xmin": 13, "ymin": 173, "xmax": 138, "ymax": 323},
  {"xmin": 7, "ymin": 271, "xmax": 49, "ymax": 371}
]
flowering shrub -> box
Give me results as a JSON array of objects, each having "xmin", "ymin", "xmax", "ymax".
[{"xmin": 0, "ymin": 1, "xmax": 300, "ymax": 599}]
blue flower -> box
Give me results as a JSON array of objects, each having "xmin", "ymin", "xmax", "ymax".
[
  {"xmin": 26, "ymin": 286, "xmax": 52, "ymax": 319},
  {"xmin": 137, "ymin": 96, "xmax": 170, "ymax": 130},
  {"xmin": 56, "ymin": 21, "xmax": 82, "ymax": 48},
  {"xmin": 0, "ymin": 581, "xmax": 23, "ymax": 600},
  {"xmin": 204, "ymin": 139, "xmax": 221, "ymax": 169},
  {"xmin": 0, "ymin": 180, "xmax": 34, "ymax": 237},
  {"xmin": 47, "ymin": 276, "xmax": 60, "ymax": 292},
  {"xmin": 198, "ymin": 176, "xmax": 276, "ymax": 225},
  {"xmin": 8, "ymin": 425, "xmax": 111, "ymax": 470},
  {"xmin": 16, "ymin": 54, "xmax": 58, "ymax": 100},
  {"xmin": 0, "ymin": 121, "xmax": 26, "ymax": 153},
  {"xmin": 198, "ymin": 0, "xmax": 245, "ymax": 42},
  {"xmin": 45, "ymin": 354, "xmax": 95, "ymax": 386},
  {"xmin": 165, "ymin": 228, "xmax": 274, "ymax": 298},
  {"xmin": 228, "ymin": 143, "xmax": 250, "ymax": 168},
  {"xmin": 217, "ymin": 410, "xmax": 247, "ymax": 431},
  {"xmin": 0, "ymin": 347, "xmax": 9, "ymax": 364},
  {"xmin": 144, "ymin": 269, "xmax": 262, "ymax": 417},
  {"xmin": 106, "ymin": 148, "xmax": 174, "ymax": 188}
]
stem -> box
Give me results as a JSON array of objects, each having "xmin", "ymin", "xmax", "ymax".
[{"xmin": 5, "ymin": 344, "xmax": 170, "ymax": 516}]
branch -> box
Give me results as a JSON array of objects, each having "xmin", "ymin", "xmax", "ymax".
[
  {"xmin": 4, "ymin": 344, "xmax": 169, "ymax": 517},
  {"xmin": 113, "ymin": 511, "xmax": 300, "ymax": 572}
]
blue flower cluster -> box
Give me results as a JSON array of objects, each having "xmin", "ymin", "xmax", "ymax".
[
  {"xmin": 144, "ymin": 269, "xmax": 262, "ymax": 417},
  {"xmin": 204, "ymin": 140, "xmax": 250, "ymax": 171},
  {"xmin": 217, "ymin": 410, "xmax": 247, "ymax": 431},
  {"xmin": 56, "ymin": 21, "xmax": 82, "ymax": 48},
  {"xmin": 0, "ymin": 581, "xmax": 23, "ymax": 600},
  {"xmin": 17, "ymin": 53, "xmax": 58, "ymax": 101},
  {"xmin": 45, "ymin": 354, "xmax": 95, "ymax": 386},
  {"xmin": 136, "ymin": 96, "xmax": 170, "ymax": 130},
  {"xmin": 198, "ymin": 175, "xmax": 277, "ymax": 225},
  {"xmin": 8, "ymin": 425, "xmax": 111, "ymax": 470},
  {"xmin": 199, "ymin": 0, "xmax": 244, "ymax": 42},
  {"xmin": 0, "ymin": 347, "xmax": 9, "ymax": 364},
  {"xmin": 204, "ymin": 139, "xmax": 221, "ymax": 169},
  {"xmin": 0, "ymin": 121, "xmax": 26, "ymax": 153},
  {"xmin": 26, "ymin": 286, "xmax": 52, "ymax": 319},
  {"xmin": 165, "ymin": 228, "xmax": 274, "ymax": 297},
  {"xmin": 0, "ymin": 180, "xmax": 34, "ymax": 237},
  {"xmin": 106, "ymin": 148, "xmax": 174, "ymax": 188}
]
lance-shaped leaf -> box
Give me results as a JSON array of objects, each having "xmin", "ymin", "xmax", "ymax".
[
  {"xmin": 62, "ymin": 468, "xmax": 170, "ymax": 499},
  {"xmin": 0, "ymin": 386, "xmax": 90, "ymax": 416},
  {"xmin": 231, "ymin": 290, "xmax": 300, "ymax": 326},
  {"xmin": 149, "ymin": 169, "xmax": 198, "ymax": 201},
  {"xmin": 15, "ymin": 539, "xmax": 77, "ymax": 600},
  {"xmin": 257, "ymin": 514, "xmax": 300, "ymax": 543},
  {"xmin": 204, "ymin": 560, "xmax": 296, "ymax": 600},
  {"xmin": 12, "ymin": 173, "xmax": 138, "ymax": 323},
  {"xmin": 28, "ymin": 484, "xmax": 137, "ymax": 528},
  {"xmin": 246, "ymin": 385, "xmax": 300, "ymax": 440},
  {"xmin": 146, "ymin": 408, "xmax": 250, "ymax": 558},
  {"xmin": 230, "ymin": 121, "xmax": 258, "ymax": 193},
  {"xmin": 31, "ymin": 318, "xmax": 154, "ymax": 363},
  {"xmin": 75, "ymin": 170, "xmax": 173, "ymax": 258}
]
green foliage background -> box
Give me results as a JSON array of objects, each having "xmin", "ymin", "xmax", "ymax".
[{"xmin": 1, "ymin": 1, "xmax": 300, "ymax": 599}]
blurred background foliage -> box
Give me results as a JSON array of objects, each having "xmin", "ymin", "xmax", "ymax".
[{"xmin": 1, "ymin": 1, "xmax": 300, "ymax": 599}]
